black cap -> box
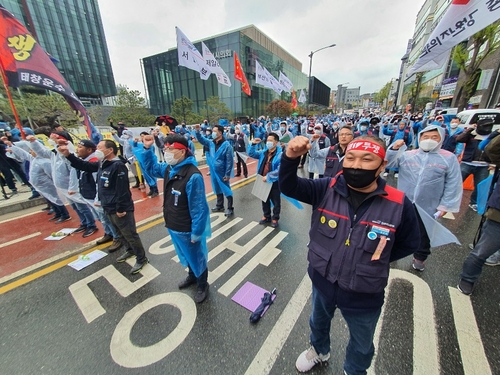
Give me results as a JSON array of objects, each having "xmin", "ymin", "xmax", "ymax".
[
  {"xmin": 78, "ymin": 139, "xmax": 96, "ymax": 150},
  {"xmin": 476, "ymin": 118, "xmax": 494, "ymax": 135}
]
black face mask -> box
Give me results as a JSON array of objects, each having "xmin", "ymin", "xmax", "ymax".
[{"xmin": 342, "ymin": 164, "xmax": 382, "ymax": 189}]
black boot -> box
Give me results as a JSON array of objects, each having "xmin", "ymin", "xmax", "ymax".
[{"xmin": 132, "ymin": 176, "xmax": 140, "ymax": 188}]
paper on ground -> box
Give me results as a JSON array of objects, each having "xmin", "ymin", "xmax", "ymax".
[
  {"xmin": 44, "ymin": 227, "xmax": 78, "ymax": 241},
  {"xmin": 232, "ymin": 281, "xmax": 276, "ymax": 314},
  {"xmin": 68, "ymin": 250, "xmax": 108, "ymax": 271}
]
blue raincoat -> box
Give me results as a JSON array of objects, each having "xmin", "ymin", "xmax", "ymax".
[
  {"xmin": 195, "ymin": 131, "xmax": 234, "ymax": 197},
  {"xmin": 141, "ymin": 148, "xmax": 211, "ymax": 277}
]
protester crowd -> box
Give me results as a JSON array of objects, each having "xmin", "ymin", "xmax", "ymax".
[{"xmin": 1, "ymin": 105, "xmax": 500, "ymax": 374}]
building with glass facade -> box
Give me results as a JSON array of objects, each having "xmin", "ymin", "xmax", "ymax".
[
  {"xmin": 142, "ymin": 25, "xmax": 309, "ymax": 117},
  {"xmin": 3, "ymin": 0, "xmax": 116, "ymax": 105}
]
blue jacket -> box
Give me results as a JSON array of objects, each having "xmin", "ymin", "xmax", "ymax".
[{"xmin": 248, "ymin": 143, "xmax": 281, "ymax": 183}]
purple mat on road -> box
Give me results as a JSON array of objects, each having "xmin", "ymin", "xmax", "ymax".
[{"xmin": 231, "ymin": 281, "xmax": 276, "ymax": 315}]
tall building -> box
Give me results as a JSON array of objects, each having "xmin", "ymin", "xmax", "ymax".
[
  {"xmin": 142, "ymin": 25, "xmax": 310, "ymax": 117},
  {"xmin": 3, "ymin": 0, "xmax": 116, "ymax": 105}
]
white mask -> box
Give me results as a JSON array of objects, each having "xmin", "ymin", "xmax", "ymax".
[
  {"xmin": 164, "ymin": 152, "xmax": 179, "ymax": 165},
  {"xmin": 450, "ymin": 122, "xmax": 459, "ymax": 129},
  {"xmin": 419, "ymin": 139, "xmax": 439, "ymax": 152},
  {"xmin": 314, "ymin": 130, "xmax": 322, "ymax": 135},
  {"xmin": 266, "ymin": 141, "xmax": 275, "ymax": 149},
  {"xmin": 94, "ymin": 150, "xmax": 105, "ymax": 161},
  {"xmin": 360, "ymin": 126, "xmax": 367, "ymax": 132}
]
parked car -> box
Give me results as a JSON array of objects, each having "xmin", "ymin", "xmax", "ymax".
[{"xmin": 456, "ymin": 109, "xmax": 500, "ymax": 131}]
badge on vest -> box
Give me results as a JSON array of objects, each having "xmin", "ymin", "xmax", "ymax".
[
  {"xmin": 171, "ymin": 188, "xmax": 181, "ymax": 206},
  {"xmin": 370, "ymin": 225, "xmax": 390, "ymax": 237}
]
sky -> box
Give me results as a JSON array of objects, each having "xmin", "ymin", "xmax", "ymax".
[{"xmin": 97, "ymin": 0, "xmax": 425, "ymax": 97}]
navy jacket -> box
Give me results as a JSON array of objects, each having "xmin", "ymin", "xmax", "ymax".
[{"xmin": 279, "ymin": 153, "xmax": 420, "ymax": 309}]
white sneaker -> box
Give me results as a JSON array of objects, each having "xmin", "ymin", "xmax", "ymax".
[
  {"xmin": 485, "ymin": 250, "xmax": 500, "ymax": 266},
  {"xmin": 295, "ymin": 346, "xmax": 330, "ymax": 372},
  {"xmin": 394, "ymin": 173, "xmax": 399, "ymax": 179},
  {"xmin": 382, "ymin": 172, "xmax": 389, "ymax": 177}
]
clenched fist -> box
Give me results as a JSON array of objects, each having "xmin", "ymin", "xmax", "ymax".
[{"xmin": 286, "ymin": 136, "xmax": 311, "ymax": 159}]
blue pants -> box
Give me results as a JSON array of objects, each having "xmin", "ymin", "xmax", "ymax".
[
  {"xmin": 461, "ymin": 219, "xmax": 500, "ymax": 284},
  {"xmin": 461, "ymin": 164, "xmax": 489, "ymax": 204},
  {"xmin": 71, "ymin": 202, "xmax": 96, "ymax": 228},
  {"xmin": 52, "ymin": 203, "xmax": 70, "ymax": 219},
  {"xmin": 309, "ymin": 285, "xmax": 381, "ymax": 375},
  {"xmin": 87, "ymin": 202, "xmax": 118, "ymax": 238}
]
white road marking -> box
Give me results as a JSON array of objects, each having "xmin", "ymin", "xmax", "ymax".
[
  {"xmin": 218, "ymin": 230, "xmax": 287, "ymax": 296},
  {"xmin": 244, "ymin": 273, "xmax": 312, "ymax": 375},
  {"xmin": 369, "ymin": 269, "xmax": 440, "ymax": 375},
  {"xmin": 0, "ymin": 232, "xmax": 41, "ymax": 248},
  {"xmin": 110, "ymin": 292, "xmax": 196, "ymax": 368},
  {"xmin": 449, "ymin": 287, "xmax": 492, "ymax": 375},
  {"xmin": 69, "ymin": 258, "xmax": 160, "ymax": 323}
]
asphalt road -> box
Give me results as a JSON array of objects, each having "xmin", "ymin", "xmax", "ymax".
[{"xmin": 1, "ymin": 172, "xmax": 499, "ymax": 375}]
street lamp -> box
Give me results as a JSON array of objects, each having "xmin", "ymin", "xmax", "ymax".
[{"xmin": 307, "ymin": 43, "xmax": 336, "ymax": 117}]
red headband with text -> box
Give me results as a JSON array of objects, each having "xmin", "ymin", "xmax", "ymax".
[
  {"xmin": 165, "ymin": 142, "xmax": 188, "ymax": 151},
  {"xmin": 346, "ymin": 140, "xmax": 386, "ymax": 160}
]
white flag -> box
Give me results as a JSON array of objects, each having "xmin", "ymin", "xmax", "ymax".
[
  {"xmin": 298, "ymin": 89, "xmax": 307, "ymax": 103},
  {"xmin": 176, "ymin": 27, "xmax": 211, "ymax": 80},
  {"xmin": 264, "ymin": 67, "xmax": 283, "ymax": 94},
  {"xmin": 255, "ymin": 60, "xmax": 272, "ymax": 88},
  {"xmin": 408, "ymin": 1, "xmax": 500, "ymax": 75},
  {"xmin": 279, "ymin": 71, "xmax": 293, "ymax": 93},
  {"xmin": 201, "ymin": 42, "xmax": 231, "ymax": 87}
]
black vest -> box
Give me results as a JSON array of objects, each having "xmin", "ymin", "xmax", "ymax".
[
  {"xmin": 234, "ymin": 134, "xmax": 246, "ymax": 152},
  {"xmin": 163, "ymin": 164, "xmax": 201, "ymax": 232},
  {"xmin": 324, "ymin": 145, "xmax": 345, "ymax": 177}
]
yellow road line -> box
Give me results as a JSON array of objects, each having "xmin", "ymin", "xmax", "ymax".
[{"xmin": 0, "ymin": 176, "xmax": 256, "ymax": 295}]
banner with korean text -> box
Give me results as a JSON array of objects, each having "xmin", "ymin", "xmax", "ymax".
[
  {"xmin": 279, "ymin": 71, "xmax": 293, "ymax": 93},
  {"xmin": 0, "ymin": 5, "xmax": 101, "ymax": 143},
  {"xmin": 408, "ymin": 0, "xmax": 500, "ymax": 75},
  {"xmin": 201, "ymin": 42, "xmax": 231, "ymax": 87},
  {"xmin": 176, "ymin": 27, "xmax": 211, "ymax": 80}
]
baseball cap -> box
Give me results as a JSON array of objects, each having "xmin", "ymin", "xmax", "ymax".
[{"xmin": 78, "ymin": 139, "xmax": 96, "ymax": 150}]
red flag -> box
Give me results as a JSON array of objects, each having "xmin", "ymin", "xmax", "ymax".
[
  {"xmin": 234, "ymin": 52, "xmax": 251, "ymax": 96},
  {"xmin": 291, "ymin": 90, "xmax": 298, "ymax": 109},
  {"xmin": 0, "ymin": 5, "xmax": 101, "ymax": 143}
]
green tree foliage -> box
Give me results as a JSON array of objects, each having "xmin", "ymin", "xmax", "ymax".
[
  {"xmin": 204, "ymin": 96, "xmax": 232, "ymax": 123},
  {"xmin": 266, "ymin": 99, "xmax": 293, "ymax": 118},
  {"xmin": 109, "ymin": 85, "xmax": 156, "ymax": 127},
  {"xmin": 373, "ymin": 81, "xmax": 392, "ymax": 107},
  {"xmin": 0, "ymin": 79, "xmax": 78, "ymax": 128},
  {"xmin": 415, "ymin": 96, "xmax": 433, "ymax": 112},
  {"xmin": 170, "ymin": 96, "xmax": 204, "ymax": 125},
  {"xmin": 453, "ymin": 22, "xmax": 500, "ymax": 110}
]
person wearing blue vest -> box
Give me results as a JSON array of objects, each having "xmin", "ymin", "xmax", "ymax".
[
  {"xmin": 195, "ymin": 124, "xmax": 234, "ymax": 216},
  {"xmin": 248, "ymin": 132, "xmax": 282, "ymax": 228},
  {"xmin": 280, "ymin": 135, "xmax": 420, "ymax": 374}
]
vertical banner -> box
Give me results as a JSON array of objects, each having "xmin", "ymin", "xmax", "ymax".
[
  {"xmin": 279, "ymin": 71, "xmax": 293, "ymax": 93},
  {"xmin": 176, "ymin": 26, "xmax": 211, "ymax": 80},
  {"xmin": 201, "ymin": 42, "xmax": 231, "ymax": 87}
]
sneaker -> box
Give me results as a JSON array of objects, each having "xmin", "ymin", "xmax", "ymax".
[
  {"xmin": 55, "ymin": 217, "xmax": 71, "ymax": 224},
  {"xmin": 412, "ymin": 258, "xmax": 425, "ymax": 271},
  {"xmin": 207, "ymin": 171, "xmax": 211, "ymax": 176},
  {"xmin": 295, "ymin": 346, "xmax": 330, "ymax": 372},
  {"xmin": 225, "ymin": 208, "xmax": 234, "ymax": 216},
  {"xmin": 130, "ymin": 258, "xmax": 149, "ymax": 274},
  {"xmin": 149, "ymin": 191, "xmax": 159, "ymax": 197},
  {"xmin": 147, "ymin": 190, "xmax": 153, "ymax": 196},
  {"xmin": 73, "ymin": 225, "xmax": 87, "ymax": 233},
  {"xmin": 178, "ymin": 275, "xmax": 197, "ymax": 289},
  {"xmin": 457, "ymin": 279, "xmax": 474, "ymax": 295},
  {"xmin": 394, "ymin": 173, "xmax": 399, "ymax": 179},
  {"xmin": 107, "ymin": 239, "xmax": 122, "ymax": 253},
  {"xmin": 96, "ymin": 234, "xmax": 113, "ymax": 245},
  {"xmin": 382, "ymin": 172, "xmax": 389, "ymax": 177},
  {"xmin": 116, "ymin": 251, "xmax": 134, "ymax": 263},
  {"xmin": 211, "ymin": 206, "xmax": 224, "ymax": 212},
  {"xmin": 271, "ymin": 220, "xmax": 279, "ymax": 228},
  {"xmin": 469, "ymin": 204, "xmax": 478, "ymax": 212},
  {"xmin": 485, "ymin": 250, "xmax": 500, "ymax": 266},
  {"xmin": 194, "ymin": 283, "xmax": 209, "ymax": 303},
  {"xmin": 47, "ymin": 209, "xmax": 54, "ymax": 215},
  {"xmin": 235, "ymin": 173, "xmax": 241, "ymax": 177},
  {"xmin": 82, "ymin": 227, "xmax": 98, "ymax": 238},
  {"xmin": 49, "ymin": 216, "xmax": 61, "ymax": 222},
  {"xmin": 468, "ymin": 243, "xmax": 474, "ymax": 250}
]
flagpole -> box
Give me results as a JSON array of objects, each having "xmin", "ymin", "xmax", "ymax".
[{"xmin": 0, "ymin": 62, "xmax": 26, "ymax": 139}]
